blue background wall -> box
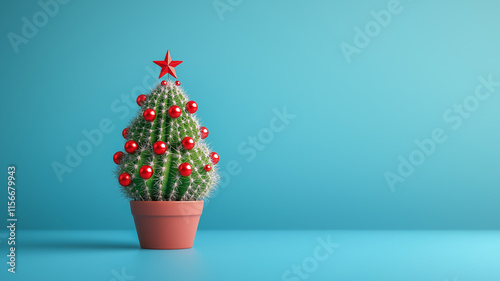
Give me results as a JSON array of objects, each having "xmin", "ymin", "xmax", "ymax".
[{"xmin": 1, "ymin": 0, "xmax": 499, "ymax": 230}]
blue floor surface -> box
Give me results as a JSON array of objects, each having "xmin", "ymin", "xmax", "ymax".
[{"xmin": 1, "ymin": 230, "xmax": 499, "ymax": 281}]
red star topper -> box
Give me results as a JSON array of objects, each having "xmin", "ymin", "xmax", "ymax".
[{"xmin": 153, "ymin": 50, "xmax": 183, "ymax": 79}]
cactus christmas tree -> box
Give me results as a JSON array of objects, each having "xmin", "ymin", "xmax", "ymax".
[{"xmin": 113, "ymin": 51, "xmax": 219, "ymax": 201}]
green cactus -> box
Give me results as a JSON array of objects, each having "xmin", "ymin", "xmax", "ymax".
[{"xmin": 114, "ymin": 80, "xmax": 219, "ymax": 201}]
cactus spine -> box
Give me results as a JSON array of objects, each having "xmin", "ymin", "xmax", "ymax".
[{"xmin": 114, "ymin": 80, "xmax": 219, "ymax": 201}]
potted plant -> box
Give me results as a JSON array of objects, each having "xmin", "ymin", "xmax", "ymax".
[{"xmin": 112, "ymin": 50, "xmax": 220, "ymax": 249}]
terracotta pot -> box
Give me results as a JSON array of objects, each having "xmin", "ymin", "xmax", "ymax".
[{"xmin": 130, "ymin": 201, "xmax": 204, "ymax": 249}]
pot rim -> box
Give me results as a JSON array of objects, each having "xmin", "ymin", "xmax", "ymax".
[{"xmin": 130, "ymin": 200, "xmax": 204, "ymax": 217}]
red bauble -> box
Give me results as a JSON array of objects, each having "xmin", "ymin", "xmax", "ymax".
[
  {"xmin": 122, "ymin": 127, "xmax": 129, "ymax": 139},
  {"xmin": 113, "ymin": 151, "xmax": 124, "ymax": 164},
  {"xmin": 186, "ymin": 101, "xmax": 198, "ymax": 114},
  {"xmin": 161, "ymin": 80, "xmax": 167, "ymax": 86},
  {"xmin": 204, "ymin": 164, "xmax": 211, "ymax": 172},
  {"xmin": 175, "ymin": 81, "xmax": 181, "ymax": 86},
  {"xmin": 153, "ymin": 141, "xmax": 167, "ymax": 154},
  {"xmin": 118, "ymin": 173, "xmax": 132, "ymax": 186},
  {"xmin": 182, "ymin": 137, "xmax": 195, "ymax": 150},
  {"xmin": 124, "ymin": 140, "xmax": 138, "ymax": 153},
  {"xmin": 136, "ymin": 95, "xmax": 147, "ymax": 106},
  {"xmin": 178, "ymin": 163, "xmax": 192, "ymax": 177},
  {"xmin": 168, "ymin": 105, "xmax": 181, "ymax": 118},
  {"xmin": 200, "ymin": 126, "xmax": 209, "ymax": 139},
  {"xmin": 210, "ymin": 152, "xmax": 219, "ymax": 164},
  {"xmin": 139, "ymin": 165, "xmax": 153, "ymax": 179},
  {"xmin": 143, "ymin": 109, "xmax": 157, "ymax": 122}
]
